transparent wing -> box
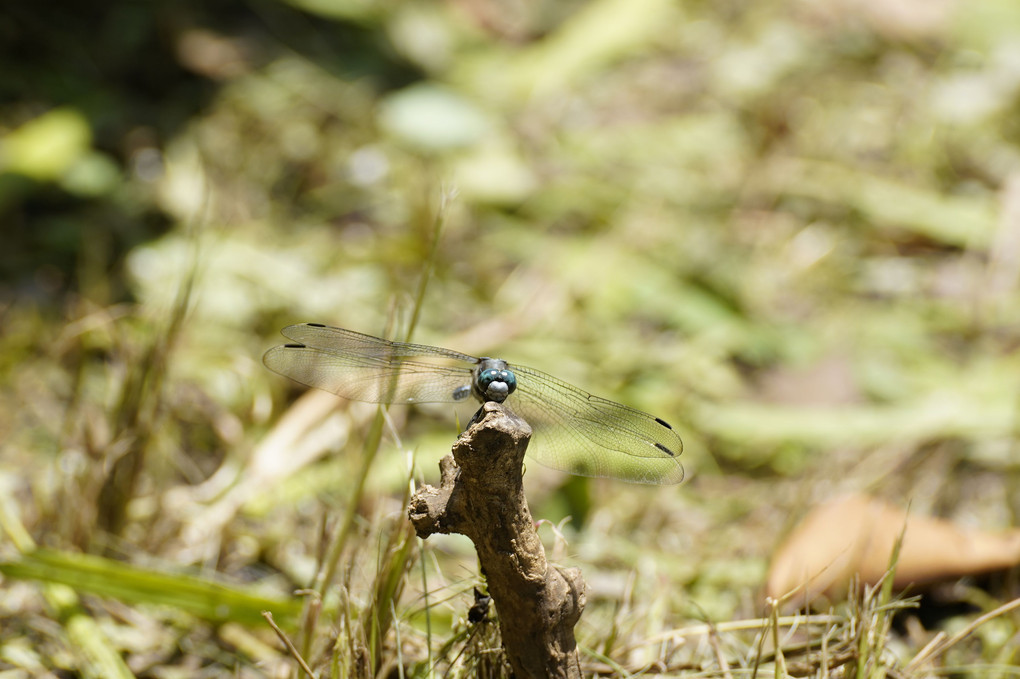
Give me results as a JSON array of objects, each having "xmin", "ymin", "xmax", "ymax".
[
  {"xmin": 264, "ymin": 323, "xmax": 684, "ymax": 484},
  {"xmin": 507, "ymin": 364, "xmax": 684, "ymax": 485},
  {"xmin": 263, "ymin": 323, "xmax": 478, "ymax": 404}
]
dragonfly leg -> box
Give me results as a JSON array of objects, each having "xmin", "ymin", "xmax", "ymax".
[{"xmin": 466, "ymin": 405, "xmax": 486, "ymax": 430}]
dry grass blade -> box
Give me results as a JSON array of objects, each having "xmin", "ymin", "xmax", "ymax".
[
  {"xmin": 906, "ymin": 595, "xmax": 1020, "ymax": 672},
  {"xmin": 263, "ymin": 610, "xmax": 316, "ymax": 678}
]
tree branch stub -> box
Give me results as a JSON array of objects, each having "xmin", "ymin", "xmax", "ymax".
[{"xmin": 408, "ymin": 401, "xmax": 586, "ymax": 679}]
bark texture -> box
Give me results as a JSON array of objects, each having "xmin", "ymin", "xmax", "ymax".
[{"xmin": 408, "ymin": 401, "xmax": 586, "ymax": 679}]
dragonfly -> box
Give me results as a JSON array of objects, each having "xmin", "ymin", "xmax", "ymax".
[{"xmin": 263, "ymin": 323, "xmax": 684, "ymax": 484}]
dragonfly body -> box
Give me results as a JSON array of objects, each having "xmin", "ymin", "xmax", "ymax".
[{"xmin": 264, "ymin": 323, "xmax": 683, "ymax": 484}]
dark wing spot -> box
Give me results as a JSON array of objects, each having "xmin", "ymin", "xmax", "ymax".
[
  {"xmin": 655, "ymin": 442, "xmax": 675, "ymax": 456},
  {"xmin": 284, "ymin": 343, "xmax": 307, "ymax": 348},
  {"xmin": 654, "ymin": 417, "xmax": 673, "ymax": 429},
  {"xmin": 307, "ymin": 322, "xmax": 326, "ymax": 327}
]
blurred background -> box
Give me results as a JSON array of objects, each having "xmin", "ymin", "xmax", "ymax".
[{"xmin": 3, "ymin": 0, "xmax": 1020, "ymax": 674}]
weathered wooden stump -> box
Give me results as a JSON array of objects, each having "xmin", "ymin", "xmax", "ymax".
[{"xmin": 408, "ymin": 401, "xmax": 586, "ymax": 679}]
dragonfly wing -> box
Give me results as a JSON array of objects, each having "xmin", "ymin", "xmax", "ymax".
[
  {"xmin": 265, "ymin": 324, "xmax": 684, "ymax": 483},
  {"xmin": 280, "ymin": 323, "xmax": 479, "ymax": 362},
  {"xmin": 264, "ymin": 324, "xmax": 477, "ymax": 404},
  {"xmin": 507, "ymin": 364, "xmax": 684, "ymax": 485}
]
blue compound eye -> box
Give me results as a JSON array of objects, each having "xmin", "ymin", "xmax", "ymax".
[
  {"xmin": 479, "ymin": 369, "xmax": 517, "ymax": 392},
  {"xmin": 477, "ymin": 368, "xmax": 517, "ymax": 402},
  {"xmin": 478, "ymin": 369, "xmax": 500, "ymax": 389}
]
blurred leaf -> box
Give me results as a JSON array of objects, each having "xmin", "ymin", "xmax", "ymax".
[
  {"xmin": 768, "ymin": 493, "xmax": 1020, "ymax": 604},
  {"xmin": 280, "ymin": 0, "xmax": 378, "ymax": 22},
  {"xmin": 0, "ymin": 549, "xmax": 301, "ymax": 626},
  {"xmin": 770, "ymin": 160, "xmax": 998, "ymax": 247},
  {"xmin": 950, "ymin": 0, "xmax": 1020, "ymax": 50},
  {"xmin": 51, "ymin": 584, "xmax": 136, "ymax": 679},
  {"xmin": 454, "ymin": 139, "xmax": 537, "ymax": 204},
  {"xmin": 379, "ymin": 83, "xmax": 491, "ymax": 151},
  {"xmin": 1, "ymin": 108, "xmax": 91, "ymax": 181},
  {"xmin": 60, "ymin": 151, "xmax": 122, "ymax": 197},
  {"xmin": 699, "ymin": 362, "xmax": 1018, "ymax": 461},
  {"xmin": 501, "ymin": 0, "xmax": 678, "ymax": 98}
]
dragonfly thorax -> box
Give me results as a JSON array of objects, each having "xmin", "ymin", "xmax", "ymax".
[{"xmin": 473, "ymin": 358, "xmax": 517, "ymax": 403}]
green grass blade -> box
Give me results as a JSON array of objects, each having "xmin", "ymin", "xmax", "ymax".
[{"xmin": 0, "ymin": 548, "xmax": 301, "ymax": 626}]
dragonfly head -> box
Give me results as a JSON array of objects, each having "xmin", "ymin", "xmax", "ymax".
[{"xmin": 473, "ymin": 359, "xmax": 517, "ymax": 403}]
